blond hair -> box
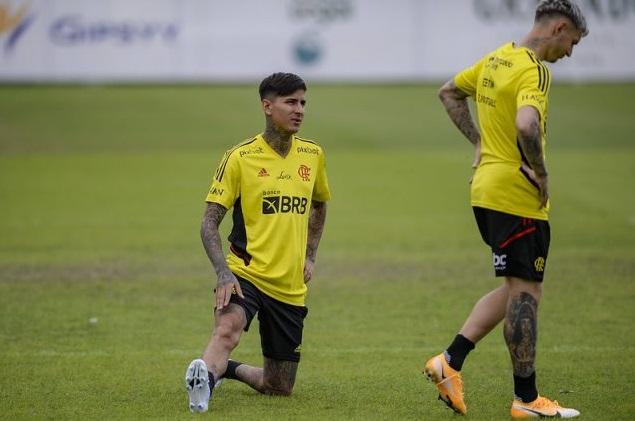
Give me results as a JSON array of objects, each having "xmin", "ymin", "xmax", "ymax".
[{"xmin": 536, "ymin": 0, "xmax": 589, "ymax": 36}]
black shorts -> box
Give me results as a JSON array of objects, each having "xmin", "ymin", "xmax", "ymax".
[
  {"xmin": 228, "ymin": 275, "xmax": 308, "ymax": 362},
  {"xmin": 473, "ymin": 207, "xmax": 550, "ymax": 282}
]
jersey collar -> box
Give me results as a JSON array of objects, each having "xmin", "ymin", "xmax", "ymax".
[{"xmin": 511, "ymin": 41, "xmax": 541, "ymax": 64}]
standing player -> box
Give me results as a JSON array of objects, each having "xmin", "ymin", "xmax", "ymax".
[
  {"xmin": 185, "ymin": 72, "xmax": 330, "ymax": 413},
  {"xmin": 424, "ymin": 1, "xmax": 587, "ymax": 418}
]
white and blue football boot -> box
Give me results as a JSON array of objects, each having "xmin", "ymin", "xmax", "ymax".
[{"xmin": 185, "ymin": 359, "xmax": 211, "ymax": 413}]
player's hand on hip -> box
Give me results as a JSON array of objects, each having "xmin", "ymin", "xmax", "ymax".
[
  {"xmin": 303, "ymin": 259, "xmax": 315, "ymax": 284},
  {"xmin": 521, "ymin": 162, "xmax": 549, "ymax": 208},
  {"xmin": 536, "ymin": 176, "xmax": 549, "ymax": 208},
  {"xmin": 215, "ymin": 270, "xmax": 243, "ymax": 311}
]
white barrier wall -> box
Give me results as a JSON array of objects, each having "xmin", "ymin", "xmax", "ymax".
[{"xmin": 1, "ymin": 0, "xmax": 634, "ymax": 82}]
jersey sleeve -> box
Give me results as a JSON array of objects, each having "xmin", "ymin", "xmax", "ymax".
[
  {"xmin": 516, "ymin": 64, "xmax": 550, "ymax": 120},
  {"xmin": 312, "ymin": 151, "xmax": 331, "ymax": 202},
  {"xmin": 205, "ymin": 150, "xmax": 240, "ymax": 209},
  {"xmin": 453, "ymin": 55, "xmax": 487, "ymax": 96}
]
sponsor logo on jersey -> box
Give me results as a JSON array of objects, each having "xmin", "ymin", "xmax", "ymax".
[
  {"xmin": 277, "ymin": 171, "xmax": 292, "ymax": 181},
  {"xmin": 486, "ymin": 55, "xmax": 513, "ymax": 70},
  {"xmin": 477, "ymin": 93, "xmax": 497, "ymax": 107},
  {"xmin": 262, "ymin": 195, "xmax": 308, "ymax": 215},
  {"xmin": 482, "ymin": 77, "xmax": 495, "ymax": 88},
  {"xmin": 258, "ymin": 168, "xmax": 270, "ymax": 177},
  {"xmin": 521, "ymin": 93, "xmax": 545, "ymax": 105},
  {"xmin": 297, "ymin": 146, "xmax": 319, "ymax": 155},
  {"xmin": 209, "ymin": 187, "xmax": 224, "ymax": 196},
  {"xmin": 262, "ymin": 189, "xmax": 280, "ymax": 196},
  {"xmin": 298, "ymin": 165, "xmax": 311, "ymax": 181},
  {"xmin": 493, "ymin": 253, "xmax": 507, "ymax": 270},
  {"xmin": 239, "ymin": 147, "xmax": 264, "ymax": 158},
  {"xmin": 534, "ymin": 257, "xmax": 545, "ymax": 272}
]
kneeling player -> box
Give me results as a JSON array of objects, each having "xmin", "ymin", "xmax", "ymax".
[{"xmin": 185, "ymin": 72, "xmax": 330, "ymax": 413}]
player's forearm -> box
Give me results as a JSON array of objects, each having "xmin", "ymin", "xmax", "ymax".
[
  {"xmin": 517, "ymin": 118, "xmax": 548, "ymax": 177},
  {"xmin": 306, "ymin": 201, "xmax": 327, "ymax": 263},
  {"xmin": 438, "ymin": 80, "xmax": 480, "ymax": 146},
  {"xmin": 200, "ymin": 203, "xmax": 232, "ymax": 277}
]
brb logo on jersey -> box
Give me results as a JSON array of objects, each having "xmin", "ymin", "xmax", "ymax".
[{"xmin": 262, "ymin": 196, "xmax": 308, "ymax": 215}]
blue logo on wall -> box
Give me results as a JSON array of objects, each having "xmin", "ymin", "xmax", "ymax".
[
  {"xmin": 49, "ymin": 15, "xmax": 178, "ymax": 46},
  {"xmin": 293, "ymin": 32, "xmax": 322, "ymax": 65},
  {"xmin": 0, "ymin": 3, "xmax": 36, "ymax": 53}
]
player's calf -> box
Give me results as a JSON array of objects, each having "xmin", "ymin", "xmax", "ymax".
[{"xmin": 262, "ymin": 358, "xmax": 298, "ymax": 396}]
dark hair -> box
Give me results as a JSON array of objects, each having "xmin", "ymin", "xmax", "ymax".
[
  {"xmin": 259, "ymin": 73, "xmax": 307, "ymax": 100},
  {"xmin": 535, "ymin": 0, "xmax": 588, "ymax": 36}
]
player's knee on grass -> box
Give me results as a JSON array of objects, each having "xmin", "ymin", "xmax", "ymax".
[
  {"xmin": 262, "ymin": 378, "xmax": 294, "ymax": 396},
  {"xmin": 263, "ymin": 359, "xmax": 298, "ymax": 396}
]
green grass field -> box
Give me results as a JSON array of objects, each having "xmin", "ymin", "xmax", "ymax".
[{"xmin": 0, "ymin": 84, "xmax": 633, "ymax": 420}]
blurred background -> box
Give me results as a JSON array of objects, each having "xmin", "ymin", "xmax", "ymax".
[
  {"xmin": 1, "ymin": 0, "xmax": 634, "ymax": 83},
  {"xmin": 1, "ymin": 1, "xmax": 634, "ymax": 419}
]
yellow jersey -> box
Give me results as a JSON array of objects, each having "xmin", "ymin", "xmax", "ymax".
[
  {"xmin": 206, "ymin": 134, "xmax": 331, "ymax": 306},
  {"xmin": 455, "ymin": 42, "xmax": 551, "ymax": 220}
]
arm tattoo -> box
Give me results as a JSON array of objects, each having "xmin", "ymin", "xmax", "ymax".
[
  {"xmin": 306, "ymin": 200, "xmax": 327, "ymax": 263},
  {"xmin": 504, "ymin": 292, "xmax": 538, "ymax": 377},
  {"xmin": 439, "ymin": 80, "xmax": 480, "ymax": 145},
  {"xmin": 517, "ymin": 117, "xmax": 547, "ymax": 176},
  {"xmin": 200, "ymin": 202, "xmax": 232, "ymax": 279}
]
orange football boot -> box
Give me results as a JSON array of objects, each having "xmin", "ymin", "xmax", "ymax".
[
  {"xmin": 511, "ymin": 395, "xmax": 580, "ymax": 418},
  {"xmin": 423, "ymin": 353, "xmax": 466, "ymax": 415}
]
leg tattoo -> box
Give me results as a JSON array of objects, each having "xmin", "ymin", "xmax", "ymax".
[
  {"xmin": 263, "ymin": 358, "xmax": 298, "ymax": 396},
  {"xmin": 232, "ymin": 358, "xmax": 298, "ymax": 396},
  {"xmin": 504, "ymin": 292, "xmax": 538, "ymax": 377}
]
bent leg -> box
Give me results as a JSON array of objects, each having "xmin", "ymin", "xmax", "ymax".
[
  {"xmin": 439, "ymin": 282, "xmax": 509, "ymax": 374},
  {"xmin": 263, "ymin": 358, "xmax": 298, "ymax": 395},
  {"xmin": 459, "ymin": 282, "xmax": 510, "ymax": 343},
  {"xmin": 202, "ymin": 303, "xmax": 247, "ymax": 380},
  {"xmin": 232, "ymin": 358, "xmax": 298, "ymax": 396}
]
